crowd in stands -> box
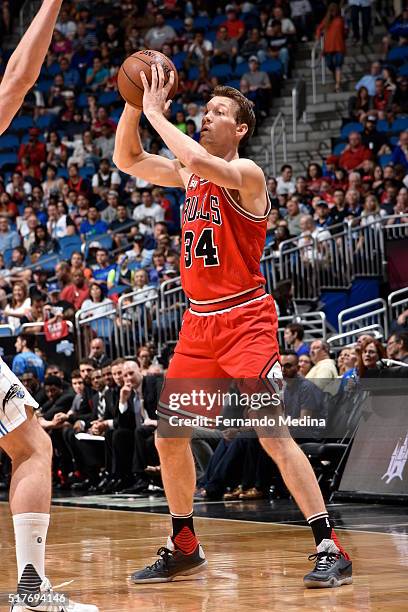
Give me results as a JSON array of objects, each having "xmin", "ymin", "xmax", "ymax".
[
  {"xmin": 0, "ymin": 1, "xmax": 407, "ymax": 498},
  {"xmin": 2, "ymin": 324, "xmax": 408, "ymax": 499}
]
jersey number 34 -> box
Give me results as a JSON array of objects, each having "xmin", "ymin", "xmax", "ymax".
[{"xmin": 184, "ymin": 228, "xmax": 220, "ymax": 268}]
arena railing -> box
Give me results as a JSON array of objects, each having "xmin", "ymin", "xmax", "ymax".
[
  {"xmin": 388, "ymin": 287, "xmax": 408, "ymax": 324},
  {"xmin": 270, "ymin": 112, "xmax": 287, "ymax": 177},
  {"xmin": 277, "ymin": 311, "xmax": 327, "ymax": 347},
  {"xmin": 260, "ymin": 250, "xmax": 280, "ymax": 294},
  {"xmin": 20, "ymin": 321, "xmax": 74, "ymax": 334},
  {"xmin": 278, "ymin": 237, "xmax": 321, "ymax": 301},
  {"xmin": 291, "ymin": 79, "xmax": 307, "ymax": 143},
  {"xmin": 318, "ymin": 222, "xmax": 353, "ymax": 291},
  {"xmin": 338, "ymin": 298, "xmax": 389, "ymax": 338},
  {"xmin": 327, "ymin": 323, "xmax": 385, "ymax": 353},
  {"xmin": 75, "ymin": 303, "xmax": 118, "ymax": 362},
  {"xmin": 117, "ymin": 287, "xmax": 160, "ymax": 358},
  {"xmin": 0, "ymin": 325, "xmax": 14, "ymax": 337},
  {"xmin": 158, "ymin": 277, "xmax": 187, "ymax": 349},
  {"xmin": 382, "ymin": 214, "xmax": 408, "ymax": 241},
  {"xmin": 348, "ymin": 219, "xmax": 385, "ymax": 278},
  {"xmin": 310, "ymin": 36, "xmax": 326, "ymax": 105}
]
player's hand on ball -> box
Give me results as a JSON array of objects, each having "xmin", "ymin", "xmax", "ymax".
[{"xmin": 140, "ymin": 63, "xmax": 175, "ymax": 115}]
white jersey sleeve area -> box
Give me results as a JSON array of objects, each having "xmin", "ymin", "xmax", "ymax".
[{"xmin": 0, "ymin": 357, "xmax": 39, "ymax": 437}]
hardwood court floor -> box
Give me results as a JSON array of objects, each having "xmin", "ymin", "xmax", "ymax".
[{"xmin": 0, "ymin": 502, "xmax": 407, "ymax": 612}]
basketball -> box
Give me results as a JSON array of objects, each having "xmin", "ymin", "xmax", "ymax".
[{"xmin": 117, "ymin": 50, "xmax": 179, "ymax": 110}]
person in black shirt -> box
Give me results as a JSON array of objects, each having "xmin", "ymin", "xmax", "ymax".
[
  {"xmin": 109, "ymin": 203, "xmax": 135, "ymax": 248},
  {"xmin": 329, "ymin": 188, "xmax": 351, "ymax": 227},
  {"xmin": 361, "ymin": 116, "xmax": 390, "ymax": 157}
]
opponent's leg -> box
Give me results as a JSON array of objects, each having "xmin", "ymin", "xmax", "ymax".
[
  {"xmin": 0, "ymin": 409, "xmax": 52, "ymax": 591},
  {"xmin": 258, "ymin": 435, "xmax": 352, "ymax": 588},
  {"xmin": 1, "ymin": 409, "xmax": 99, "ymax": 611}
]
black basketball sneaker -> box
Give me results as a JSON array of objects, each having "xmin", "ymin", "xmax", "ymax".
[
  {"xmin": 303, "ymin": 539, "xmax": 352, "ymax": 588},
  {"xmin": 131, "ymin": 536, "xmax": 207, "ymax": 583}
]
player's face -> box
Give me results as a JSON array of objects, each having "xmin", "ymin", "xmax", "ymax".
[{"xmin": 200, "ymin": 97, "xmax": 244, "ymax": 151}]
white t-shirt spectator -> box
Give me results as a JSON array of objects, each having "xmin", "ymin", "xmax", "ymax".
[
  {"xmin": 145, "ymin": 25, "xmax": 176, "ymax": 50},
  {"xmin": 276, "ymin": 176, "xmax": 296, "ymax": 195},
  {"xmin": 47, "ymin": 215, "xmax": 75, "ymax": 240},
  {"xmin": 56, "ymin": 19, "xmax": 77, "ymax": 38},
  {"xmin": 133, "ymin": 204, "xmax": 165, "ymax": 234},
  {"xmin": 6, "ymin": 181, "xmax": 32, "ymax": 197},
  {"xmin": 290, "ymin": 0, "xmax": 312, "ymax": 18}
]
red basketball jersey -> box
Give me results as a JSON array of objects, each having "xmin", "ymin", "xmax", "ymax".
[{"xmin": 181, "ymin": 173, "xmax": 271, "ymax": 313}]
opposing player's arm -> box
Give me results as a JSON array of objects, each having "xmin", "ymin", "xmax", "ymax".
[
  {"xmin": 0, "ymin": 0, "xmax": 63, "ymax": 136},
  {"xmin": 113, "ymin": 104, "xmax": 184, "ymax": 188}
]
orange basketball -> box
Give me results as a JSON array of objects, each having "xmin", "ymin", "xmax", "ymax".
[{"xmin": 117, "ymin": 50, "xmax": 179, "ymax": 110}]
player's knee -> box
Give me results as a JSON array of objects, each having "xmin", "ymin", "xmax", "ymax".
[
  {"xmin": 7, "ymin": 417, "xmax": 52, "ymax": 465},
  {"xmin": 258, "ymin": 436, "xmax": 295, "ymax": 462},
  {"xmin": 155, "ymin": 434, "xmax": 189, "ymax": 457}
]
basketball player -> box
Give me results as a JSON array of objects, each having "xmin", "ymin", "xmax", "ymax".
[
  {"xmin": 0, "ymin": 2, "xmax": 97, "ymax": 610},
  {"xmin": 113, "ymin": 65, "xmax": 352, "ymax": 588}
]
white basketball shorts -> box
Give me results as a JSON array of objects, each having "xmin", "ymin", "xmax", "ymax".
[{"xmin": 0, "ymin": 357, "xmax": 39, "ymax": 438}]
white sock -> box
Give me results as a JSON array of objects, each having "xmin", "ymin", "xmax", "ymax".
[{"xmin": 13, "ymin": 513, "xmax": 50, "ymax": 582}]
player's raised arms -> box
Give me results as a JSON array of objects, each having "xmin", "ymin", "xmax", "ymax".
[
  {"xmin": 113, "ymin": 105, "xmax": 185, "ymax": 188},
  {"xmin": 0, "ymin": 0, "xmax": 63, "ymax": 136}
]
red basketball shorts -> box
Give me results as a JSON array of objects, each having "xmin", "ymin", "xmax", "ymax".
[{"xmin": 157, "ymin": 294, "xmax": 283, "ymax": 426}]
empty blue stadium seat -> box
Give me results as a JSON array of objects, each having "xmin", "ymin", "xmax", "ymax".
[
  {"xmin": 0, "ymin": 135, "xmax": 19, "ymax": 151},
  {"xmin": 387, "ymin": 46, "xmax": 408, "ymax": 63},
  {"xmin": 165, "ymin": 18, "xmax": 183, "ymax": 33},
  {"xmin": 57, "ymin": 167, "xmax": 68, "ymax": 179},
  {"xmin": 3, "ymin": 248, "xmax": 14, "ymax": 267},
  {"xmin": 206, "ymin": 30, "xmax": 218, "ymax": 43},
  {"xmin": 170, "ymin": 102, "xmax": 184, "ymax": 119},
  {"xmin": 98, "ymin": 91, "xmax": 120, "ymax": 106},
  {"xmin": 79, "ymin": 166, "xmax": 95, "ymax": 179},
  {"xmin": 211, "ymin": 15, "xmax": 226, "ymax": 28},
  {"xmin": 110, "ymin": 108, "xmax": 123, "ymax": 121},
  {"xmin": 9, "ymin": 116, "xmax": 34, "ymax": 132},
  {"xmin": 58, "ymin": 235, "xmax": 83, "ymax": 260},
  {"xmin": 187, "ymin": 66, "xmax": 199, "ymax": 80},
  {"xmin": 391, "ymin": 117, "xmax": 408, "ymax": 133},
  {"xmin": 48, "ymin": 62, "xmax": 61, "ymax": 77},
  {"xmin": 260, "ymin": 59, "xmax": 283, "ymax": 75},
  {"xmin": 340, "ymin": 122, "xmax": 364, "ymax": 139},
  {"xmin": 194, "ymin": 16, "xmax": 211, "ymax": 29},
  {"xmin": 399, "ymin": 62, "xmax": 408, "ymax": 76},
  {"xmin": 36, "ymin": 80, "xmax": 53, "ymax": 94},
  {"xmin": 0, "ymin": 153, "xmax": 18, "ymax": 168},
  {"xmin": 209, "ymin": 64, "xmax": 233, "ymax": 80},
  {"xmin": 77, "ymin": 93, "xmax": 89, "ymax": 108},
  {"xmin": 234, "ymin": 62, "xmax": 249, "ymax": 78},
  {"xmin": 0, "ymin": 325, "xmax": 13, "ymax": 337},
  {"xmin": 36, "ymin": 114, "xmax": 55, "ymax": 130},
  {"xmin": 172, "ymin": 52, "xmax": 187, "ymax": 71},
  {"xmin": 333, "ymin": 142, "xmax": 346, "ymax": 155},
  {"xmin": 225, "ymin": 79, "xmax": 241, "ymax": 89},
  {"xmin": 379, "ymin": 153, "xmax": 393, "ymax": 167},
  {"xmin": 376, "ymin": 119, "xmax": 389, "ymax": 132},
  {"xmin": 36, "ymin": 254, "xmax": 60, "ymax": 271}
]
